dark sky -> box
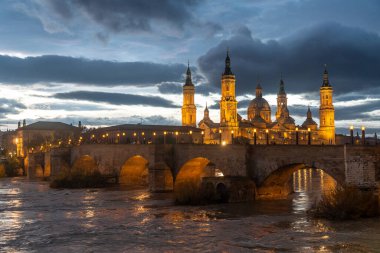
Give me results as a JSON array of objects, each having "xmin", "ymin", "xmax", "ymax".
[{"xmin": 0, "ymin": 0, "xmax": 379, "ymax": 132}]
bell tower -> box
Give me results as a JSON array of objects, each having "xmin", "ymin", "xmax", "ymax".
[
  {"xmin": 220, "ymin": 50, "xmax": 238, "ymax": 143},
  {"xmin": 181, "ymin": 62, "xmax": 196, "ymax": 127},
  {"xmin": 276, "ymin": 77, "xmax": 288, "ymax": 120},
  {"xmin": 319, "ymin": 65, "xmax": 335, "ymax": 144}
]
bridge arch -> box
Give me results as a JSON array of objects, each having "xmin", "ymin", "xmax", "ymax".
[
  {"xmin": 256, "ymin": 163, "xmax": 340, "ymax": 200},
  {"xmin": 175, "ymin": 157, "xmax": 222, "ymax": 187},
  {"xmin": 119, "ymin": 155, "xmax": 150, "ymax": 186}
]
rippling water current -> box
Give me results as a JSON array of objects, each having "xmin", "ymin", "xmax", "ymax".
[{"xmin": 1, "ymin": 170, "xmax": 380, "ymax": 253}]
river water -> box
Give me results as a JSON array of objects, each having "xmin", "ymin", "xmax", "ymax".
[{"xmin": 1, "ymin": 169, "xmax": 380, "ymax": 253}]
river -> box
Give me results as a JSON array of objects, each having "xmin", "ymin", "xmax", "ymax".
[{"xmin": 1, "ymin": 169, "xmax": 380, "ymax": 253}]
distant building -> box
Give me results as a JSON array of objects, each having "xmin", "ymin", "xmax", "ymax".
[
  {"xmin": 14, "ymin": 121, "xmax": 80, "ymax": 157},
  {"xmin": 86, "ymin": 124, "xmax": 203, "ymax": 144}
]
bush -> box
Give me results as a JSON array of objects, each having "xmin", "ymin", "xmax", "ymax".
[
  {"xmin": 174, "ymin": 180, "xmax": 204, "ymax": 205},
  {"xmin": 50, "ymin": 169, "xmax": 108, "ymax": 189},
  {"xmin": 174, "ymin": 180, "xmax": 227, "ymax": 205},
  {"xmin": 0, "ymin": 164, "xmax": 5, "ymax": 178},
  {"xmin": 0, "ymin": 157, "xmax": 22, "ymax": 177},
  {"xmin": 311, "ymin": 185, "xmax": 379, "ymax": 220}
]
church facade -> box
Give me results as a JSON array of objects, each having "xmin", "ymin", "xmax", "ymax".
[{"xmin": 182, "ymin": 52, "xmax": 335, "ymax": 145}]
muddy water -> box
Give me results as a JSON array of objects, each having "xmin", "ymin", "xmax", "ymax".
[{"xmin": 1, "ymin": 170, "xmax": 380, "ymax": 253}]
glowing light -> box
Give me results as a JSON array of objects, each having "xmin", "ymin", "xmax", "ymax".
[
  {"xmin": 219, "ymin": 129, "xmax": 222, "ymax": 133},
  {"xmin": 106, "ymin": 133, "xmax": 109, "ymax": 137},
  {"xmin": 117, "ymin": 133, "xmax": 120, "ymax": 137},
  {"xmin": 175, "ymin": 131, "xmax": 179, "ymax": 136},
  {"xmin": 265, "ymin": 129, "xmax": 269, "ymax": 133},
  {"xmin": 361, "ymin": 126, "xmax": 365, "ymax": 131},
  {"xmin": 102, "ymin": 134, "xmax": 105, "ymax": 138},
  {"xmin": 164, "ymin": 131, "xmax": 167, "ymax": 135},
  {"xmin": 153, "ymin": 132, "xmax": 156, "ymax": 136},
  {"xmin": 142, "ymin": 132, "xmax": 145, "ymax": 136},
  {"xmin": 350, "ymin": 125, "xmax": 354, "ymax": 130},
  {"xmin": 134, "ymin": 132, "xmax": 137, "ymax": 136},
  {"xmin": 254, "ymin": 129, "xmax": 257, "ymax": 133},
  {"xmin": 296, "ymin": 127, "xmax": 298, "ymax": 131},
  {"xmin": 201, "ymin": 131, "xmax": 204, "ymax": 135},
  {"xmin": 308, "ymin": 128, "xmax": 311, "ymax": 132},
  {"xmin": 123, "ymin": 132, "xmax": 126, "ymax": 136},
  {"xmin": 222, "ymin": 141, "xmax": 226, "ymax": 146},
  {"xmin": 91, "ymin": 134, "xmax": 95, "ymax": 138},
  {"xmin": 231, "ymin": 130, "xmax": 234, "ymax": 134},
  {"xmin": 189, "ymin": 130, "xmax": 192, "ymax": 134}
]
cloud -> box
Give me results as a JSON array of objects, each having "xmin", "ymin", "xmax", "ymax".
[
  {"xmin": 198, "ymin": 23, "xmax": 380, "ymax": 96},
  {"xmin": 22, "ymin": 0, "xmax": 222, "ymax": 39},
  {"xmin": 0, "ymin": 55, "xmax": 186, "ymax": 86},
  {"xmin": 157, "ymin": 82, "xmax": 219, "ymax": 95},
  {"xmin": 53, "ymin": 91, "xmax": 177, "ymax": 108},
  {"xmin": 0, "ymin": 98, "xmax": 27, "ymax": 117},
  {"xmin": 69, "ymin": 0, "xmax": 198, "ymax": 33},
  {"xmin": 20, "ymin": 115, "xmax": 180, "ymax": 127}
]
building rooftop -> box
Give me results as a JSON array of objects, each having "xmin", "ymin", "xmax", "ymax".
[
  {"xmin": 91, "ymin": 124, "xmax": 201, "ymax": 133},
  {"xmin": 19, "ymin": 121, "xmax": 79, "ymax": 131}
]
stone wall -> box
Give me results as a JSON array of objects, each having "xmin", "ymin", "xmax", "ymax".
[
  {"xmin": 26, "ymin": 152, "xmax": 45, "ymax": 179},
  {"xmin": 344, "ymin": 145, "xmax": 380, "ymax": 188}
]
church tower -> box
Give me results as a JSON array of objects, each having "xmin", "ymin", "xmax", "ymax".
[
  {"xmin": 319, "ymin": 65, "xmax": 335, "ymax": 144},
  {"xmin": 220, "ymin": 50, "xmax": 238, "ymax": 143},
  {"xmin": 181, "ymin": 62, "xmax": 196, "ymax": 127},
  {"xmin": 276, "ymin": 77, "xmax": 289, "ymax": 120}
]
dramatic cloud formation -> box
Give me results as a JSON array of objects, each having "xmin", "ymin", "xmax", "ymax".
[
  {"xmin": 0, "ymin": 0, "xmax": 379, "ymax": 129},
  {"xmin": 198, "ymin": 23, "xmax": 380, "ymax": 96},
  {"xmin": 0, "ymin": 55, "xmax": 186, "ymax": 86},
  {"xmin": 54, "ymin": 91, "xmax": 177, "ymax": 108}
]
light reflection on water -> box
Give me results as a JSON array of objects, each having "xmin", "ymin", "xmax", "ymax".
[{"xmin": 0, "ymin": 175, "xmax": 379, "ymax": 252}]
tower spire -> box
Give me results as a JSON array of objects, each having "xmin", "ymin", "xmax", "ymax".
[
  {"xmin": 278, "ymin": 76, "xmax": 286, "ymax": 95},
  {"xmin": 307, "ymin": 106, "xmax": 312, "ymax": 119},
  {"xmin": 322, "ymin": 64, "xmax": 330, "ymax": 87},
  {"xmin": 223, "ymin": 49, "xmax": 233, "ymax": 75},
  {"xmin": 185, "ymin": 61, "xmax": 193, "ymax": 86}
]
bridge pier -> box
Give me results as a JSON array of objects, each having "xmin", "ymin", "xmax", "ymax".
[{"xmin": 149, "ymin": 162, "xmax": 173, "ymax": 192}]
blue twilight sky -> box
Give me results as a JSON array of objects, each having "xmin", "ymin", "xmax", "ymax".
[{"xmin": 0, "ymin": 0, "xmax": 380, "ymax": 134}]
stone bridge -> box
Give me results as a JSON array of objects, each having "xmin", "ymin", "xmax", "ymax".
[{"xmin": 27, "ymin": 144, "xmax": 380, "ymax": 199}]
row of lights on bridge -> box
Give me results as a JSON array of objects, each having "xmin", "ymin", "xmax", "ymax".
[{"xmin": 220, "ymin": 127, "xmax": 313, "ymax": 146}]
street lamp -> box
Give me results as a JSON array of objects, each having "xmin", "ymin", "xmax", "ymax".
[
  {"xmin": 219, "ymin": 129, "xmax": 222, "ymax": 144},
  {"xmin": 201, "ymin": 131, "xmax": 204, "ymax": 144},
  {"xmin": 295, "ymin": 127, "xmax": 299, "ymax": 145},
  {"xmin": 175, "ymin": 131, "xmax": 179, "ymax": 144},
  {"xmin": 308, "ymin": 128, "xmax": 311, "ymax": 145},
  {"xmin": 231, "ymin": 130, "xmax": 234, "ymax": 144},
  {"xmin": 189, "ymin": 130, "xmax": 193, "ymax": 144},
  {"xmin": 164, "ymin": 131, "xmax": 167, "ymax": 144},
  {"xmin": 265, "ymin": 129, "xmax": 269, "ymax": 145},
  {"xmin": 253, "ymin": 129, "xmax": 257, "ymax": 145},
  {"xmin": 350, "ymin": 125, "xmax": 354, "ymax": 145},
  {"xmin": 361, "ymin": 126, "xmax": 366, "ymax": 145}
]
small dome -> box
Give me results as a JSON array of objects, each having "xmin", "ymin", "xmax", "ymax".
[
  {"xmin": 302, "ymin": 118, "xmax": 317, "ymax": 128},
  {"xmin": 248, "ymin": 97, "xmax": 271, "ymax": 113}
]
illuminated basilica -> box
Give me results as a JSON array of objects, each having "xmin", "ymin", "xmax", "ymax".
[{"xmin": 182, "ymin": 51, "xmax": 336, "ymax": 145}]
